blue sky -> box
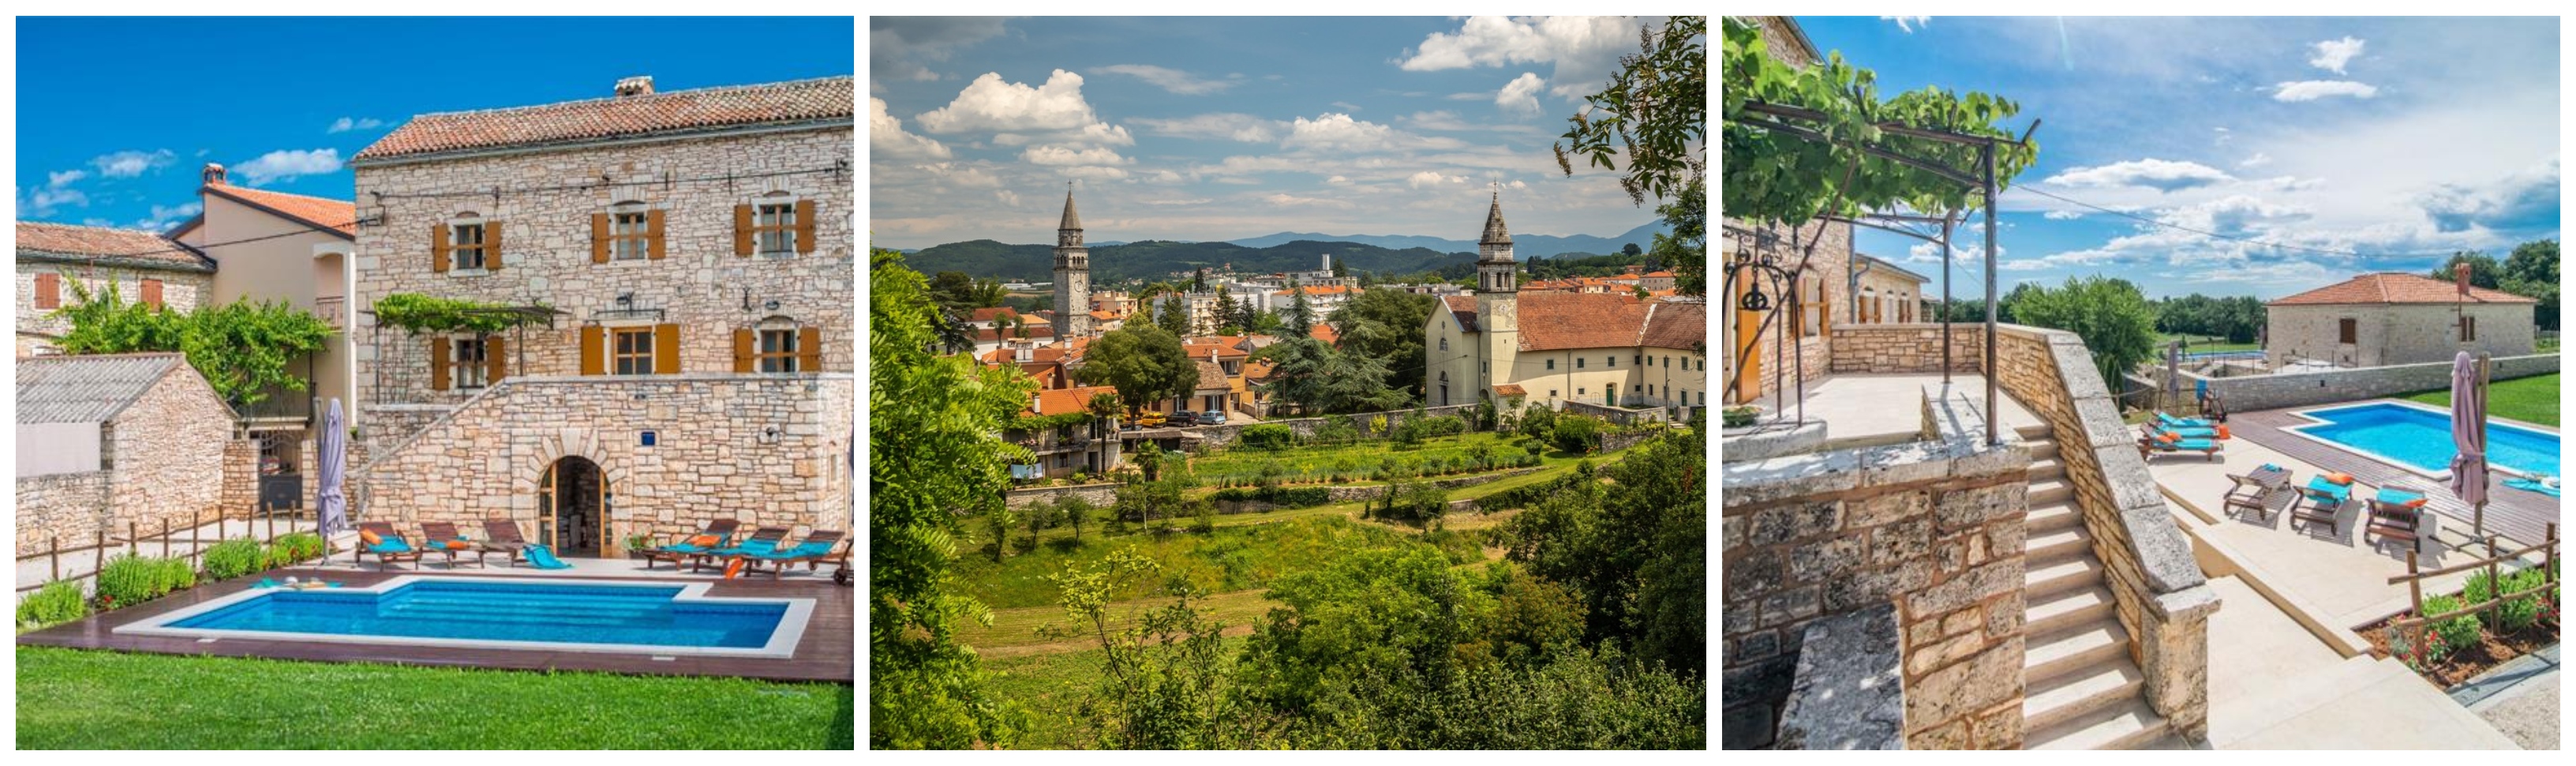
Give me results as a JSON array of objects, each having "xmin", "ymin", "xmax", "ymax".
[
  {"xmin": 1793, "ymin": 16, "xmax": 2559, "ymax": 299},
  {"xmin": 16, "ymin": 17, "xmax": 852, "ymax": 231},
  {"xmin": 868, "ymin": 16, "xmax": 1675, "ymax": 249}
]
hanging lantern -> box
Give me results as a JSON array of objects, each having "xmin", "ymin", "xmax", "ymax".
[{"xmin": 1739, "ymin": 281, "xmax": 1773, "ymax": 312}]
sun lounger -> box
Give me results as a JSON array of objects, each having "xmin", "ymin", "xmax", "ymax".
[
  {"xmin": 738, "ymin": 531, "xmax": 846, "ymax": 578},
  {"xmin": 692, "ymin": 526, "xmax": 790, "ymax": 573},
  {"xmin": 480, "ymin": 519, "xmax": 531, "ymax": 567},
  {"xmin": 2156, "ymin": 411, "xmax": 2216, "ymax": 429},
  {"xmin": 355, "ymin": 521, "xmax": 422, "ymax": 570},
  {"xmin": 2150, "ymin": 422, "xmax": 2229, "ymax": 440},
  {"xmin": 2136, "ymin": 425, "xmax": 2222, "ymax": 461},
  {"xmin": 2290, "ymin": 472, "xmax": 2354, "ymax": 535},
  {"xmin": 642, "ymin": 519, "xmax": 740, "ymax": 570},
  {"xmin": 417, "ymin": 521, "xmax": 483, "ymax": 568},
  {"xmin": 2366, "ymin": 487, "xmax": 2430, "ymax": 547}
]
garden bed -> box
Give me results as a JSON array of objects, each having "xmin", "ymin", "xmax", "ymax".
[
  {"xmin": 2360, "ymin": 612, "xmax": 2560, "ymax": 689},
  {"xmin": 2357, "ymin": 563, "xmax": 2562, "ymax": 689}
]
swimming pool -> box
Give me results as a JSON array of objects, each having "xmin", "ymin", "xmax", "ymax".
[
  {"xmin": 115, "ymin": 577, "xmax": 814, "ymax": 658},
  {"xmin": 2283, "ymin": 401, "xmax": 2561, "ymax": 479}
]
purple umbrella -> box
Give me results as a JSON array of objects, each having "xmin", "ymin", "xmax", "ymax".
[
  {"xmin": 2445, "ymin": 351, "xmax": 2488, "ymax": 533},
  {"xmin": 316, "ymin": 398, "xmax": 349, "ymax": 545}
]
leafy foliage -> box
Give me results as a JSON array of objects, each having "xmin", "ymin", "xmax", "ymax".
[
  {"xmin": 370, "ymin": 292, "xmax": 551, "ymax": 335},
  {"xmin": 94, "ymin": 554, "xmax": 193, "ymax": 609},
  {"xmin": 17, "ymin": 580, "xmax": 88, "ymax": 629},
  {"xmin": 869, "ymin": 248, "xmax": 1033, "ymax": 749},
  {"xmin": 1550, "ymin": 415, "xmax": 1608, "ymax": 455},
  {"xmin": 201, "ymin": 539, "xmax": 266, "ymax": 580},
  {"xmin": 2151, "ymin": 294, "xmax": 2266, "ymax": 345},
  {"xmin": 1079, "ymin": 325, "xmax": 1198, "ymax": 414},
  {"xmin": 2421, "ymin": 594, "xmax": 2482, "ymax": 655},
  {"xmin": 1558, "ymin": 16, "xmax": 1705, "ymax": 208},
  {"xmin": 2010, "ymin": 276, "xmax": 2161, "ymax": 385},
  {"xmin": 1329, "ymin": 289, "xmax": 1440, "ymax": 399},
  {"xmin": 265, "ymin": 532, "xmax": 325, "ymax": 569},
  {"xmin": 1043, "ymin": 548, "xmax": 1241, "ymax": 749},
  {"xmin": 1502, "ymin": 425, "xmax": 1707, "ymax": 676},
  {"xmin": 928, "ymin": 271, "xmax": 1009, "ymax": 312},
  {"xmin": 53, "ymin": 278, "xmax": 333, "ymax": 407}
]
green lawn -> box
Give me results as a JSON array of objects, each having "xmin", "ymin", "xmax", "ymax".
[
  {"xmin": 2399, "ymin": 373, "xmax": 2561, "ymax": 427},
  {"xmin": 16, "ymin": 647, "xmax": 852, "ymax": 749}
]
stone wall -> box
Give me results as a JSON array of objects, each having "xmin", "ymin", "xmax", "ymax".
[
  {"xmin": 355, "ymin": 374, "xmax": 853, "ymax": 551},
  {"xmin": 1778, "ymin": 605, "xmax": 1904, "ymax": 749},
  {"xmin": 1005, "ymin": 482, "xmax": 1120, "ymax": 510},
  {"xmin": 15, "ymin": 471, "xmax": 109, "ymax": 556},
  {"xmin": 1828, "ymin": 323, "xmax": 1987, "ymax": 374},
  {"xmin": 2268, "ymin": 302, "xmax": 2536, "ymax": 369},
  {"xmin": 1721, "ymin": 386, "xmax": 2030, "ymax": 749},
  {"xmin": 103, "ymin": 367, "xmax": 235, "ymax": 536},
  {"xmin": 16, "ymin": 263, "xmax": 214, "ymax": 354},
  {"xmin": 2183, "ymin": 352, "xmax": 2558, "ymax": 414},
  {"xmin": 1561, "ymin": 400, "xmax": 1672, "ymax": 426},
  {"xmin": 1986, "ymin": 325, "xmax": 2215, "ymax": 741}
]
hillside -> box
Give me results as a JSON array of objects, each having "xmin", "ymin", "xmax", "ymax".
[
  {"xmin": 1225, "ymin": 220, "xmax": 1665, "ymax": 258},
  {"xmin": 904, "ymin": 238, "xmax": 1474, "ymax": 283}
]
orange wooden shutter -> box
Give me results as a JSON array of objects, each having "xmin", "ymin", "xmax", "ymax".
[
  {"xmin": 590, "ymin": 213, "xmax": 611, "ymax": 264},
  {"xmin": 579, "ymin": 325, "xmax": 605, "ymax": 375},
  {"xmin": 34, "ymin": 272, "xmax": 58, "ymax": 310},
  {"xmin": 485, "ymin": 221, "xmax": 503, "ymax": 272},
  {"xmin": 733, "ymin": 205, "xmax": 754, "ymax": 257},
  {"xmin": 485, "ymin": 336, "xmax": 507, "ymax": 384},
  {"xmin": 141, "ymin": 280, "xmax": 164, "ymax": 309},
  {"xmin": 796, "ymin": 326, "xmax": 822, "ymax": 371},
  {"xmin": 732, "ymin": 329, "xmax": 755, "ymax": 373},
  {"xmin": 646, "ymin": 209, "xmax": 667, "ymax": 260},
  {"xmin": 653, "ymin": 322, "xmax": 680, "ymax": 372},
  {"xmin": 432, "ymin": 223, "xmax": 451, "ymax": 272},
  {"xmin": 793, "ymin": 200, "xmax": 817, "ymax": 254},
  {"xmin": 429, "ymin": 340, "xmax": 452, "ymax": 391}
]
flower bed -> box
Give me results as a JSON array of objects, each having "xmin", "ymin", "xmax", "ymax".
[{"xmin": 2360, "ymin": 564, "xmax": 2562, "ymax": 689}]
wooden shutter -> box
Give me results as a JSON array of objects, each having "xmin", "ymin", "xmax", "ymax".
[
  {"xmin": 432, "ymin": 223, "xmax": 451, "ymax": 272},
  {"xmin": 34, "ymin": 272, "xmax": 58, "ymax": 310},
  {"xmin": 486, "ymin": 336, "xmax": 507, "ymax": 384},
  {"xmin": 590, "ymin": 213, "xmax": 611, "ymax": 264},
  {"xmin": 733, "ymin": 205, "xmax": 754, "ymax": 257},
  {"xmin": 653, "ymin": 322, "xmax": 680, "ymax": 373},
  {"xmin": 797, "ymin": 326, "xmax": 822, "ymax": 371},
  {"xmin": 429, "ymin": 340, "xmax": 452, "ymax": 391},
  {"xmin": 141, "ymin": 280, "xmax": 164, "ymax": 309},
  {"xmin": 579, "ymin": 325, "xmax": 605, "ymax": 375},
  {"xmin": 646, "ymin": 209, "xmax": 667, "ymax": 260},
  {"xmin": 793, "ymin": 200, "xmax": 818, "ymax": 254},
  {"xmin": 732, "ymin": 329, "xmax": 755, "ymax": 373},
  {"xmin": 485, "ymin": 221, "xmax": 503, "ymax": 272}
]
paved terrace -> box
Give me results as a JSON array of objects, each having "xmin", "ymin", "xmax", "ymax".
[{"xmin": 1788, "ymin": 373, "xmax": 2045, "ymax": 446}]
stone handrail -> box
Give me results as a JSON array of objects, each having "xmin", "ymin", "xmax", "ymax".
[{"xmin": 1987, "ymin": 325, "xmax": 2217, "ymax": 742}]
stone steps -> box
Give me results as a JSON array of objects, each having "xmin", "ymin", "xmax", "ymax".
[
  {"xmin": 2023, "ymin": 548, "xmax": 2102, "ymax": 599},
  {"xmin": 2023, "ymin": 616, "xmax": 2131, "ymax": 685},
  {"xmin": 2026, "ymin": 499, "xmax": 2082, "ymax": 534},
  {"xmin": 2018, "ymin": 434, "xmax": 2176, "ymax": 750},
  {"xmin": 2027, "ymin": 695, "xmax": 2175, "ymax": 751},
  {"xmin": 2024, "ymin": 524, "xmax": 2093, "ymax": 561},
  {"xmin": 2022, "ymin": 660, "xmax": 2145, "ymax": 733},
  {"xmin": 2028, "ymin": 475, "xmax": 2075, "ymax": 505},
  {"xmin": 2024, "ymin": 584, "xmax": 2114, "ymax": 636}
]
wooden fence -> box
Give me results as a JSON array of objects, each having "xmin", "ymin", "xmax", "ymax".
[
  {"xmin": 2384, "ymin": 523, "xmax": 2560, "ymax": 648},
  {"xmin": 14, "ymin": 502, "xmax": 320, "ymax": 595}
]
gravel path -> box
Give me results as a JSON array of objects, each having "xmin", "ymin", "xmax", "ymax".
[{"xmin": 2471, "ymin": 671, "xmax": 2559, "ymax": 750}]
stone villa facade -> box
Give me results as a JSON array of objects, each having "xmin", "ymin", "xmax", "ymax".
[
  {"xmin": 2264, "ymin": 272, "xmax": 2537, "ymax": 368},
  {"xmin": 348, "ymin": 75, "xmax": 855, "ymax": 555},
  {"xmin": 14, "ymin": 222, "xmax": 215, "ymax": 358}
]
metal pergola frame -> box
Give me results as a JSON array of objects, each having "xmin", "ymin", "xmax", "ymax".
[{"xmin": 1724, "ymin": 100, "xmax": 2039, "ymax": 445}]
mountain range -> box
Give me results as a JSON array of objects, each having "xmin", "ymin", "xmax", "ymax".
[
  {"xmin": 1222, "ymin": 220, "xmax": 1666, "ymax": 258},
  {"xmin": 897, "ymin": 221, "xmax": 1667, "ymax": 282}
]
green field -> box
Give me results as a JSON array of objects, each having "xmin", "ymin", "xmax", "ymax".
[
  {"xmin": 1186, "ymin": 431, "xmax": 1541, "ymax": 486},
  {"xmin": 2400, "ymin": 373, "xmax": 2561, "ymax": 427},
  {"xmin": 16, "ymin": 647, "xmax": 851, "ymax": 749},
  {"xmin": 984, "ymin": 638, "xmax": 1252, "ymax": 749},
  {"xmin": 953, "ymin": 516, "xmax": 1482, "ymax": 610}
]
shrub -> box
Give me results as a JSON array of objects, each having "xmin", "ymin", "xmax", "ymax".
[
  {"xmin": 1312, "ymin": 418, "xmax": 1359, "ymax": 445},
  {"xmin": 1240, "ymin": 423, "xmax": 1297, "ymax": 450},
  {"xmin": 1552, "ymin": 415, "xmax": 1606, "ymax": 455},
  {"xmin": 2492, "ymin": 568, "xmax": 2547, "ymax": 633},
  {"xmin": 201, "ymin": 539, "xmax": 265, "ymax": 580},
  {"xmin": 1011, "ymin": 535, "xmax": 1039, "ymax": 554},
  {"xmin": 2421, "ymin": 594, "xmax": 2481, "ymax": 655},
  {"xmin": 95, "ymin": 554, "xmax": 185, "ymax": 608},
  {"xmin": 17, "ymin": 580, "xmax": 88, "ymax": 628},
  {"xmin": 265, "ymin": 532, "xmax": 324, "ymax": 568}
]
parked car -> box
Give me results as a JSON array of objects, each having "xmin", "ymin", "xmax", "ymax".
[
  {"xmin": 1170, "ymin": 410, "xmax": 1200, "ymax": 426},
  {"xmin": 1200, "ymin": 410, "xmax": 1228, "ymax": 426},
  {"xmin": 1133, "ymin": 410, "xmax": 1166, "ymax": 428}
]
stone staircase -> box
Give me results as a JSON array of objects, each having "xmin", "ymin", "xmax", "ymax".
[{"xmin": 2017, "ymin": 430, "xmax": 2183, "ymax": 749}]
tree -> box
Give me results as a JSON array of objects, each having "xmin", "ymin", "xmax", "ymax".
[
  {"xmin": 1079, "ymin": 325, "xmax": 1196, "ymax": 415},
  {"xmin": 1552, "ymin": 415, "xmax": 1606, "ymax": 455},
  {"xmin": 1331, "ymin": 289, "xmax": 1439, "ymax": 400},
  {"xmin": 1211, "ymin": 290, "xmax": 1242, "ymax": 335},
  {"xmin": 1330, "ymin": 257, "xmax": 1348, "ymax": 279},
  {"xmin": 929, "ymin": 270, "xmax": 1007, "ymax": 311},
  {"xmin": 1559, "ymin": 17, "xmax": 1709, "ymax": 295},
  {"xmin": 1059, "ymin": 495, "xmax": 1095, "ymax": 543},
  {"xmin": 932, "ymin": 310, "xmax": 976, "ymax": 355},
  {"xmin": 2011, "ymin": 276, "xmax": 2160, "ymax": 385},
  {"xmin": 1043, "ymin": 547, "xmax": 1242, "ymax": 749},
  {"xmin": 1502, "ymin": 426, "xmax": 1706, "ymax": 678},
  {"xmin": 54, "ymin": 276, "xmax": 333, "ymax": 408},
  {"xmin": 1155, "ymin": 293, "xmax": 1193, "ymax": 338},
  {"xmin": 2501, "ymin": 239, "xmax": 2560, "ymax": 331},
  {"xmin": 1621, "ymin": 242, "xmax": 1643, "ymax": 257},
  {"xmin": 867, "ymin": 247, "xmax": 1032, "ymax": 748},
  {"xmin": 2428, "ymin": 251, "xmax": 2504, "ymax": 290}
]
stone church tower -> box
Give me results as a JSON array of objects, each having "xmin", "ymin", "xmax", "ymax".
[
  {"xmin": 1475, "ymin": 192, "xmax": 1519, "ymax": 377},
  {"xmin": 1054, "ymin": 186, "xmax": 1092, "ymax": 338}
]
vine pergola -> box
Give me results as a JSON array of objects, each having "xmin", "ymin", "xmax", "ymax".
[
  {"xmin": 1721, "ymin": 18, "xmax": 2040, "ymax": 445},
  {"xmin": 363, "ymin": 293, "xmax": 565, "ymax": 396}
]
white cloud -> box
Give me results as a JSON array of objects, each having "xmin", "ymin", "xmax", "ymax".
[
  {"xmin": 1399, "ymin": 15, "xmax": 1652, "ymax": 98},
  {"xmin": 1095, "ymin": 64, "xmax": 1234, "ymax": 96},
  {"xmin": 1325, "ymin": 175, "xmax": 1352, "ymax": 185},
  {"xmin": 2212, "ymin": 126, "xmax": 2231, "ymax": 145},
  {"xmin": 1263, "ymin": 193, "xmax": 1356, "ymax": 209},
  {"xmin": 2043, "ymin": 209, "xmax": 2086, "ymax": 220},
  {"xmin": 918, "ymin": 70, "xmax": 1129, "ymax": 148},
  {"xmin": 1495, "ymin": 73, "xmax": 1544, "ymax": 118},
  {"xmin": 2045, "ymin": 159, "xmax": 2233, "ymax": 192},
  {"xmin": 1058, "ymin": 166, "xmax": 1130, "ymax": 181},
  {"xmin": 24, "ymin": 186, "xmax": 88, "ymax": 216},
  {"xmin": 1021, "ymin": 144, "xmax": 1132, "ymax": 167},
  {"xmin": 2239, "ymin": 152, "xmax": 2273, "ymax": 168},
  {"xmin": 2271, "ymin": 80, "xmax": 2378, "ymax": 102},
  {"xmin": 871, "ymin": 17, "xmax": 1006, "ymax": 82},
  {"xmin": 995, "ymin": 190, "xmax": 1020, "ymax": 208},
  {"xmin": 2417, "ymin": 159, "xmax": 2559, "ymax": 233},
  {"xmin": 1407, "ymin": 171, "xmax": 1468, "ymax": 189},
  {"xmin": 2308, "ymin": 36, "xmax": 2365, "ymax": 74},
  {"xmin": 134, "ymin": 202, "xmax": 202, "ymax": 231},
  {"xmin": 1133, "ymin": 113, "xmax": 1281, "ymax": 142},
  {"xmin": 47, "ymin": 170, "xmax": 87, "ymax": 188},
  {"xmin": 91, "ymin": 149, "xmax": 174, "ymax": 178},
  {"xmin": 234, "ymin": 148, "xmax": 341, "ymax": 186},
  {"xmin": 326, "ymin": 117, "xmax": 384, "ymax": 133},
  {"xmin": 1283, "ymin": 113, "xmax": 1395, "ymax": 150},
  {"xmin": 912, "ymin": 161, "xmax": 1001, "ymax": 188},
  {"xmin": 1881, "ymin": 16, "xmax": 1930, "ymax": 33},
  {"xmin": 869, "ymin": 98, "xmax": 953, "ymax": 160}
]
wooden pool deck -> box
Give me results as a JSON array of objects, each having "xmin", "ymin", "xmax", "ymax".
[
  {"xmin": 16, "ymin": 567, "xmax": 853, "ymax": 683},
  {"xmin": 2229, "ymin": 403, "xmax": 2560, "ymax": 548}
]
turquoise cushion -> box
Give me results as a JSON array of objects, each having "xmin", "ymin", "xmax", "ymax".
[
  {"xmin": 2379, "ymin": 488, "xmax": 2424, "ymax": 505},
  {"xmin": 2305, "ymin": 476, "xmax": 2351, "ymax": 500},
  {"xmin": 370, "ymin": 538, "xmax": 413, "ymax": 553}
]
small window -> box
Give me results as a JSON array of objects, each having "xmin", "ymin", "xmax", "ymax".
[
  {"xmin": 758, "ymin": 328, "xmax": 801, "ymax": 373},
  {"xmin": 1480, "ymin": 361, "xmax": 1488, "ymax": 373},
  {"xmin": 1549, "ymin": 389, "xmax": 1558, "ymax": 398},
  {"xmin": 755, "ymin": 201, "xmax": 799, "ymax": 254},
  {"xmin": 1439, "ymin": 336, "xmax": 1448, "ymax": 351},
  {"xmin": 1634, "ymin": 354, "xmax": 1642, "ymax": 365},
  {"xmin": 1546, "ymin": 359, "xmax": 1556, "ymax": 370},
  {"xmin": 611, "ymin": 207, "xmax": 651, "ymax": 261},
  {"xmin": 141, "ymin": 279, "xmax": 165, "ymax": 309},
  {"xmin": 612, "ymin": 328, "xmax": 656, "ymax": 374},
  {"xmin": 2338, "ymin": 318, "xmax": 2357, "ymax": 344},
  {"xmin": 451, "ymin": 223, "xmax": 489, "ymax": 269},
  {"xmin": 2461, "ymin": 316, "xmax": 2477, "ymax": 342},
  {"xmin": 454, "ymin": 338, "xmax": 489, "ymax": 388},
  {"xmin": 1607, "ymin": 356, "xmax": 1616, "ymax": 368},
  {"xmin": 1576, "ymin": 358, "xmax": 1586, "ymax": 370}
]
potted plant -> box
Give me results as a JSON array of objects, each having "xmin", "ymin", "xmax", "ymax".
[{"xmin": 623, "ymin": 532, "xmax": 656, "ymax": 559}]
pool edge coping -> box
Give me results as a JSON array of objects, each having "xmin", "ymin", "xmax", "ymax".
[
  {"xmin": 2275, "ymin": 399, "xmax": 2559, "ymax": 482},
  {"xmin": 110, "ymin": 575, "xmax": 817, "ymax": 660}
]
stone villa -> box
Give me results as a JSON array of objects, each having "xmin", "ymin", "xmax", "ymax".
[
  {"xmin": 348, "ymin": 74, "xmax": 855, "ymax": 557},
  {"xmin": 15, "ymin": 222, "xmax": 215, "ymax": 358},
  {"xmin": 16, "ymin": 353, "xmax": 236, "ymax": 557},
  {"xmin": 2264, "ymin": 272, "xmax": 2537, "ymax": 369}
]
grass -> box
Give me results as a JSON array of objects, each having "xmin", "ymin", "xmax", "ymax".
[
  {"xmin": 15, "ymin": 647, "xmax": 851, "ymax": 749},
  {"xmin": 983, "ymin": 637, "xmax": 1250, "ymax": 749},
  {"xmin": 1185, "ymin": 431, "xmax": 1538, "ymax": 486},
  {"xmin": 954, "ymin": 516, "xmax": 1481, "ymax": 610},
  {"xmin": 2399, "ymin": 373, "xmax": 2561, "ymax": 427},
  {"xmin": 961, "ymin": 588, "xmax": 1275, "ymax": 651}
]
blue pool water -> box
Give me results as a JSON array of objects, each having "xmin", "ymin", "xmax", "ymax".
[
  {"xmin": 2290, "ymin": 403, "xmax": 2561, "ymax": 479},
  {"xmin": 168, "ymin": 580, "xmax": 787, "ymax": 648}
]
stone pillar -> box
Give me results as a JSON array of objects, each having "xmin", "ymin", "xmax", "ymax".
[
  {"xmin": 2142, "ymin": 585, "xmax": 2218, "ymax": 741},
  {"xmin": 219, "ymin": 437, "xmax": 260, "ymax": 517}
]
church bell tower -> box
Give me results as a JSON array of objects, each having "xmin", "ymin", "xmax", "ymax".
[{"xmin": 1054, "ymin": 184, "xmax": 1092, "ymax": 338}]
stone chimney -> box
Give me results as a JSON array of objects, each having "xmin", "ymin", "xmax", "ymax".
[
  {"xmin": 1016, "ymin": 346, "xmax": 1033, "ymax": 362},
  {"xmin": 1032, "ymin": 392, "xmax": 1043, "ymax": 414},
  {"xmin": 614, "ymin": 76, "xmax": 655, "ymax": 97},
  {"xmin": 202, "ymin": 163, "xmax": 227, "ymax": 186}
]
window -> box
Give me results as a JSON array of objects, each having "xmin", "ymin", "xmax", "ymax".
[
  {"xmin": 1546, "ymin": 359, "xmax": 1556, "ymax": 370},
  {"xmin": 1663, "ymin": 355, "xmax": 1671, "ymax": 368},
  {"xmin": 612, "ymin": 328, "xmax": 656, "ymax": 374},
  {"xmin": 1439, "ymin": 336, "xmax": 1448, "ymax": 351},
  {"xmin": 610, "ymin": 206, "xmax": 651, "ymax": 261},
  {"xmin": 758, "ymin": 328, "xmax": 800, "ymax": 373},
  {"xmin": 1480, "ymin": 361, "xmax": 1488, "ymax": 373},
  {"xmin": 2338, "ymin": 318, "xmax": 2357, "ymax": 344},
  {"xmin": 33, "ymin": 272, "xmax": 60, "ymax": 310},
  {"xmin": 1576, "ymin": 357, "xmax": 1586, "ymax": 370},
  {"xmin": 1607, "ymin": 356, "xmax": 1616, "ymax": 368},
  {"xmin": 754, "ymin": 201, "xmax": 799, "ymax": 254},
  {"xmin": 454, "ymin": 338, "xmax": 489, "ymax": 388},
  {"xmin": 451, "ymin": 223, "xmax": 489, "ymax": 269},
  {"xmin": 2462, "ymin": 316, "xmax": 2478, "ymax": 342},
  {"xmin": 140, "ymin": 279, "xmax": 164, "ymax": 309},
  {"xmin": 1548, "ymin": 389, "xmax": 1558, "ymax": 398},
  {"xmin": 1634, "ymin": 355, "xmax": 1642, "ymax": 365}
]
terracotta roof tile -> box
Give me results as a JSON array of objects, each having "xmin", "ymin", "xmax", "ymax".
[
  {"xmin": 1443, "ymin": 295, "xmax": 1481, "ymax": 332},
  {"xmin": 206, "ymin": 184, "xmax": 357, "ymax": 237},
  {"xmin": 1492, "ymin": 384, "xmax": 1526, "ymax": 396},
  {"xmin": 1194, "ymin": 360, "xmax": 1230, "ymax": 391},
  {"xmin": 2268, "ymin": 272, "xmax": 2535, "ymax": 306},
  {"xmin": 1638, "ymin": 301, "xmax": 1707, "ymax": 351},
  {"xmin": 1442, "ymin": 293, "xmax": 1709, "ymax": 351},
  {"xmin": 1026, "ymin": 385, "xmax": 1118, "ymax": 417},
  {"xmin": 13, "ymin": 221, "xmax": 212, "ymax": 272},
  {"xmin": 355, "ymin": 76, "xmax": 854, "ymax": 162},
  {"xmin": 1309, "ymin": 324, "xmax": 1339, "ymax": 344}
]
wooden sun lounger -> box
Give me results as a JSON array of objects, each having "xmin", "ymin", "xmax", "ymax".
[
  {"xmin": 2136, "ymin": 425, "xmax": 2222, "ymax": 461},
  {"xmin": 355, "ymin": 521, "xmax": 423, "ymax": 571},
  {"xmin": 642, "ymin": 518, "xmax": 741, "ymax": 570},
  {"xmin": 2365, "ymin": 498, "xmax": 2423, "ymax": 547},
  {"xmin": 739, "ymin": 530, "xmax": 848, "ymax": 579},
  {"xmin": 480, "ymin": 519, "xmax": 530, "ymax": 567},
  {"xmin": 417, "ymin": 521, "xmax": 483, "ymax": 568},
  {"xmin": 692, "ymin": 526, "xmax": 791, "ymax": 573},
  {"xmin": 2222, "ymin": 467, "xmax": 2289, "ymax": 523},
  {"xmin": 2290, "ymin": 475, "xmax": 2353, "ymax": 535}
]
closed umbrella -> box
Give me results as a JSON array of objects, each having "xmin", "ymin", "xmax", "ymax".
[
  {"xmin": 2445, "ymin": 351, "xmax": 2488, "ymax": 537},
  {"xmin": 316, "ymin": 398, "xmax": 349, "ymax": 557}
]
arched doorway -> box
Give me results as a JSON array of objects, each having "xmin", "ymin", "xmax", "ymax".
[{"xmin": 537, "ymin": 456, "xmax": 608, "ymax": 557}]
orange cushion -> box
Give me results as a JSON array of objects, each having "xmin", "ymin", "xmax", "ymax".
[
  {"xmin": 358, "ymin": 529, "xmax": 383, "ymax": 546},
  {"xmin": 688, "ymin": 534, "xmax": 721, "ymax": 547},
  {"xmin": 2156, "ymin": 431, "xmax": 2181, "ymax": 444},
  {"xmin": 444, "ymin": 539, "xmax": 472, "ymax": 550},
  {"xmin": 2406, "ymin": 498, "xmax": 2428, "ymax": 509},
  {"xmin": 2215, "ymin": 425, "xmax": 2232, "ymax": 440},
  {"xmin": 2326, "ymin": 472, "xmax": 2354, "ymax": 486}
]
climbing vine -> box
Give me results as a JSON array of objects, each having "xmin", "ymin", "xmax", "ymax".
[
  {"xmin": 51, "ymin": 273, "xmax": 331, "ymax": 407},
  {"xmin": 372, "ymin": 293, "xmax": 554, "ymax": 335}
]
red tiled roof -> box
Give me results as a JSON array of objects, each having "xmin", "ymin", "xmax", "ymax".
[
  {"xmin": 1310, "ymin": 324, "xmax": 1340, "ymax": 344},
  {"xmin": 356, "ymin": 76, "xmax": 854, "ymax": 162},
  {"xmin": 1492, "ymin": 384, "xmax": 1527, "ymax": 396},
  {"xmin": 1089, "ymin": 310, "xmax": 1116, "ymax": 320},
  {"xmin": 1443, "ymin": 295, "xmax": 1481, "ymax": 332},
  {"xmin": 1027, "ymin": 385, "xmax": 1119, "ymax": 417},
  {"xmin": 980, "ymin": 347, "xmax": 1070, "ymax": 365},
  {"xmin": 206, "ymin": 183, "xmax": 357, "ymax": 237},
  {"xmin": 2267, "ymin": 272, "xmax": 2536, "ymax": 306},
  {"xmin": 13, "ymin": 221, "xmax": 212, "ymax": 272},
  {"xmin": 1274, "ymin": 284, "xmax": 1356, "ymax": 297},
  {"xmin": 1195, "ymin": 360, "xmax": 1231, "ymax": 391},
  {"xmin": 1444, "ymin": 292, "xmax": 1708, "ymax": 351},
  {"xmin": 973, "ymin": 325, "xmax": 1055, "ymax": 342},
  {"xmin": 1638, "ymin": 301, "xmax": 1707, "ymax": 351}
]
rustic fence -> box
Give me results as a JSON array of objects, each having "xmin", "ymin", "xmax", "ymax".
[
  {"xmin": 14, "ymin": 501, "xmax": 321, "ymax": 595},
  {"xmin": 2385, "ymin": 523, "xmax": 2560, "ymax": 651}
]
